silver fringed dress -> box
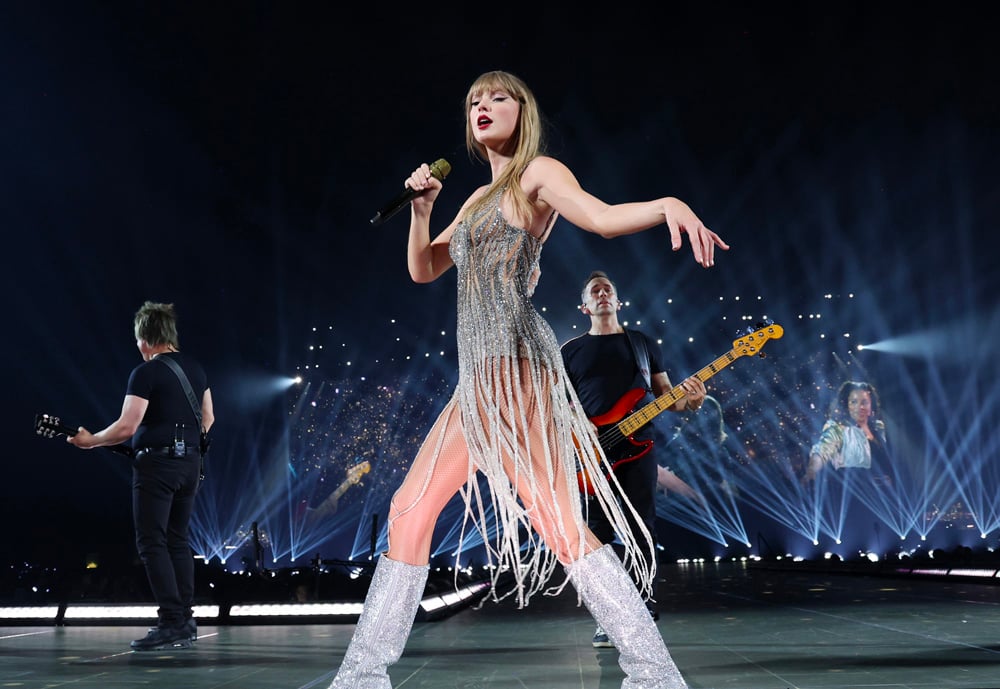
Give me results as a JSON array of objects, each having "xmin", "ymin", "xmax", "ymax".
[{"xmin": 399, "ymin": 190, "xmax": 655, "ymax": 607}]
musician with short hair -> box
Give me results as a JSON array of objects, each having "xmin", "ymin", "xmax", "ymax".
[
  {"xmin": 561, "ymin": 271, "xmax": 705, "ymax": 647},
  {"xmin": 68, "ymin": 301, "xmax": 213, "ymax": 651}
]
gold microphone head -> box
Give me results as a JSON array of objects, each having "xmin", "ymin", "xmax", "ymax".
[
  {"xmin": 370, "ymin": 158, "xmax": 453, "ymax": 226},
  {"xmin": 429, "ymin": 159, "xmax": 452, "ymax": 181}
]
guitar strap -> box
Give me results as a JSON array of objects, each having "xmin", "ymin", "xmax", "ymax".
[
  {"xmin": 156, "ymin": 355, "xmax": 209, "ymax": 479},
  {"xmin": 622, "ymin": 328, "xmax": 652, "ymax": 390},
  {"xmin": 156, "ymin": 355, "xmax": 203, "ymax": 429}
]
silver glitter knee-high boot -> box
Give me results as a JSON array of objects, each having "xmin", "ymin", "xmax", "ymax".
[
  {"xmin": 328, "ymin": 555, "xmax": 429, "ymax": 689},
  {"xmin": 567, "ymin": 545, "xmax": 688, "ymax": 689}
]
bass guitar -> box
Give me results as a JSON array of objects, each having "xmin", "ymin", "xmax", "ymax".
[
  {"xmin": 34, "ymin": 413, "xmax": 136, "ymax": 458},
  {"xmin": 577, "ymin": 323, "xmax": 783, "ymax": 494},
  {"xmin": 302, "ymin": 460, "xmax": 372, "ymax": 521}
]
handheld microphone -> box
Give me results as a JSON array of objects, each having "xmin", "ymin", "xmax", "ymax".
[{"xmin": 369, "ymin": 158, "xmax": 452, "ymax": 226}]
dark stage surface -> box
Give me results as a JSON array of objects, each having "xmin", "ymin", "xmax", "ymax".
[{"xmin": 5, "ymin": 563, "xmax": 1000, "ymax": 689}]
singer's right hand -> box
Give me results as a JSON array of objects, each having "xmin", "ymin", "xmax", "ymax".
[{"xmin": 405, "ymin": 163, "xmax": 443, "ymax": 211}]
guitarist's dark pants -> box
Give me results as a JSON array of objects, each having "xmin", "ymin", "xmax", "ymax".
[
  {"xmin": 587, "ymin": 454, "xmax": 658, "ymax": 597},
  {"xmin": 132, "ymin": 449, "xmax": 201, "ymax": 628}
]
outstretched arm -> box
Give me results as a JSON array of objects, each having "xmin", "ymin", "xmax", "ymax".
[
  {"xmin": 802, "ymin": 453, "xmax": 825, "ymax": 484},
  {"xmin": 528, "ymin": 157, "xmax": 729, "ymax": 267},
  {"xmin": 67, "ymin": 394, "xmax": 148, "ymax": 449},
  {"xmin": 802, "ymin": 420, "xmax": 844, "ymax": 484}
]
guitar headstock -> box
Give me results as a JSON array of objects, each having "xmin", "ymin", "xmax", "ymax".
[
  {"xmin": 345, "ymin": 460, "xmax": 371, "ymax": 485},
  {"xmin": 732, "ymin": 323, "xmax": 784, "ymax": 358},
  {"xmin": 35, "ymin": 413, "xmax": 75, "ymax": 439}
]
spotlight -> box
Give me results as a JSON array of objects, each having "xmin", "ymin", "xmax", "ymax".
[{"xmin": 247, "ymin": 374, "xmax": 302, "ymax": 394}]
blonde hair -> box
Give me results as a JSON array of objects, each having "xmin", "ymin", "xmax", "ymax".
[
  {"xmin": 462, "ymin": 70, "xmax": 543, "ymax": 223},
  {"xmin": 134, "ymin": 301, "xmax": 180, "ymax": 348}
]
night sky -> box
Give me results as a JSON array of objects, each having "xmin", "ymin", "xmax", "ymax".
[{"xmin": 3, "ymin": 3, "xmax": 996, "ymax": 570}]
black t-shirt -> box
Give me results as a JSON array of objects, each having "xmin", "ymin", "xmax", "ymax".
[
  {"xmin": 561, "ymin": 330, "xmax": 665, "ymax": 439},
  {"xmin": 126, "ymin": 352, "xmax": 208, "ymax": 449}
]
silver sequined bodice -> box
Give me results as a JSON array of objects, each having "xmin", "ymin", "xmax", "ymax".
[{"xmin": 449, "ymin": 195, "xmax": 558, "ymax": 369}]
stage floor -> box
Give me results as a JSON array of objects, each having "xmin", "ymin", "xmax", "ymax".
[{"xmin": 4, "ymin": 561, "xmax": 1000, "ymax": 689}]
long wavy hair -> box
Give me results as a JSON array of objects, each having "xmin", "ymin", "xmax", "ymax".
[
  {"xmin": 830, "ymin": 380, "xmax": 881, "ymax": 424},
  {"xmin": 462, "ymin": 70, "xmax": 544, "ymax": 224}
]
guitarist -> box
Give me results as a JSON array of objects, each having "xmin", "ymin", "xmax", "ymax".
[
  {"xmin": 561, "ymin": 271, "xmax": 705, "ymax": 648},
  {"xmin": 67, "ymin": 301, "xmax": 214, "ymax": 652}
]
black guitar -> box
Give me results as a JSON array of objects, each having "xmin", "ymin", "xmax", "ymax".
[
  {"xmin": 34, "ymin": 413, "xmax": 135, "ymax": 458},
  {"xmin": 577, "ymin": 323, "xmax": 784, "ymax": 494}
]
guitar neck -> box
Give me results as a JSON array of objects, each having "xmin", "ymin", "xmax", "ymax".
[
  {"xmin": 35, "ymin": 414, "xmax": 135, "ymax": 458},
  {"xmin": 617, "ymin": 348, "xmax": 738, "ymax": 436},
  {"xmin": 329, "ymin": 480, "xmax": 352, "ymax": 503}
]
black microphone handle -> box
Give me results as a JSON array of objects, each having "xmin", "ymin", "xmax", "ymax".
[
  {"xmin": 369, "ymin": 187, "xmax": 422, "ymax": 226},
  {"xmin": 370, "ymin": 158, "xmax": 452, "ymax": 226}
]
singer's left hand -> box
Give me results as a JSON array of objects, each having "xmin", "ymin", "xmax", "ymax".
[{"xmin": 663, "ymin": 197, "xmax": 729, "ymax": 268}]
